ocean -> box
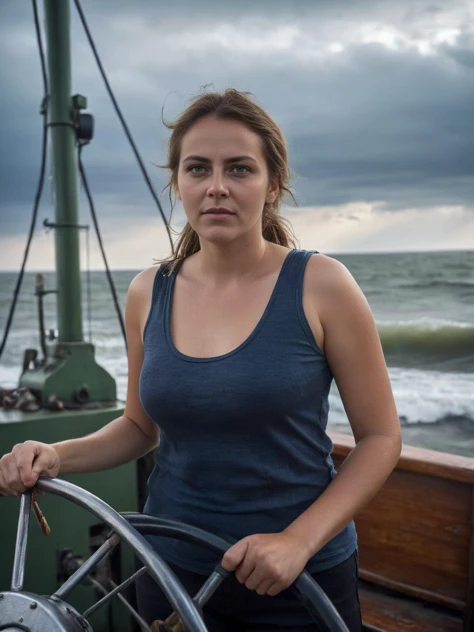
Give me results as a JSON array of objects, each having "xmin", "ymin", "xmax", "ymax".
[{"xmin": 0, "ymin": 249, "xmax": 473, "ymax": 457}]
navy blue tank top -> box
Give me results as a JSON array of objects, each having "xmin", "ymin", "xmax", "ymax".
[{"xmin": 139, "ymin": 248, "xmax": 357, "ymax": 574}]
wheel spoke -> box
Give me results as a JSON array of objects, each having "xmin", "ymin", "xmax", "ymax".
[
  {"xmin": 11, "ymin": 490, "xmax": 32, "ymax": 591},
  {"xmin": 89, "ymin": 576, "xmax": 152, "ymax": 632},
  {"xmin": 82, "ymin": 566, "xmax": 147, "ymax": 619},
  {"xmin": 193, "ymin": 564, "xmax": 230, "ymax": 608},
  {"xmin": 53, "ymin": 533, "xmax": 120, "ymax": 601},
  {"xmin": 165, "ymin": 565, "xmax": 229, "ymax": 628}
]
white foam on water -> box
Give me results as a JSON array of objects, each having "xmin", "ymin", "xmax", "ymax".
[
  {"xmin": 377, "ymin": 316, "xmax": 474, "ymax": 329},
  {"xmin": 329, "ymin": 366, "xmax": 474, "ymax": 425},
  {"xmin": 0, "ymin": 364, "xmax": 21, "ymax": 390},
  {"xmin": 101, "ymin": 355, "xmax": 129, "ymax": 398}
]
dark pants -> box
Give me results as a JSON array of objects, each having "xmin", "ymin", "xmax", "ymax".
[{"xmin": 135, "ymin": 551, "xmax": 363, "ymax": 631}]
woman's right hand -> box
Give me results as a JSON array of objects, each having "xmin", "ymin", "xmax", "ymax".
[{"xmin": 0, "ymin": 441, "xmax": 60, "ymax": 497}]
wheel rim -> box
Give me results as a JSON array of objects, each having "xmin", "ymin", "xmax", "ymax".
[
  {"xmin": 122, "ymin": 512, "xmax": 349, "ymax": 632},
  {"xmin": 23, "ymin": 478, "xmax": 209, "ymax": 632}
]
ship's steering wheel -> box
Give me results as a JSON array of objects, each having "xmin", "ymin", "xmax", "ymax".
[{"xmin": 0, "ymin": 477, "xmax": 349, "ymax": 632}]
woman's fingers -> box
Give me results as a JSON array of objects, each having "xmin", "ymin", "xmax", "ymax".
[
  {"xmin": 0, "ymin": 454, "xmax": 28, "ymax": 494},
  {"xmin": 255, "ymin": 579, "xmax": 276, "ymax": 596},
  {"xmin": 0, "ymin": 467, "xmax": 17, "ymax": 496},
  {"xmin": 14, "ymin": 442, "xmax": 42, "ymax": 488},
  {"xmin": 0, "ymin": 441, "xmax": 60, "ymax": 496}
]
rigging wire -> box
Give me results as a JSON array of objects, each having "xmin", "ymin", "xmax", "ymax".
[
  {"xmin": 72, "ymin": 0, "xmax": 175, "ymax": 254},
  {"xmin": 0, "ymin": 0, "xmax": 49, "ymax": 363},
  {"xmin": 78, "ymin": 145, "xmax": 128, "ymax": 351},
  {"xmin": 85, "ymin": 225, "xmax": 92, "ymax": 344}
]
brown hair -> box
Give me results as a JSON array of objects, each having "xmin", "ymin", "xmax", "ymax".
[{"xmin": 156, "ymin": 87, "xmax": 299, "ymax": 274}]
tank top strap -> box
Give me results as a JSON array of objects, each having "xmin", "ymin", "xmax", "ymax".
[
  {"xmin": 260, "ymin": 248, "xmax": 319, "ymax": 339},
  {"xmin": 142, "ymin": 263, "xmax": 169, "ymax": 343},
  {"xmin": 277, "ymin": 248, "xmax": 319, "ymax": 299},
  {"xmin": 289, "ymin": 248, "xmax": 318, "ymax": 274}
]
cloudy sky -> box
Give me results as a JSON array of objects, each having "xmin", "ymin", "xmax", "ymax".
[{"xmin": 0, "ymin": 0, "xmax": 473, "ymax": 271}]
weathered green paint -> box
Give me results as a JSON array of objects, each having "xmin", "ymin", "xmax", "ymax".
[
  {"xmin": 44, "ymin": 0, "xmax": 83, "ymax": 343},
  {"xmin": 20, "ymin": 342, "xmax": 116, "ymax": 407},
  {"xmin": 0, "ymin": 405, "xmax": 136, "ymax": 632}
]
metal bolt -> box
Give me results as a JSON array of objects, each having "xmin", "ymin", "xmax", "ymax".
[
  {"xmin": 18, "ymin": 617, "xmax": 24, "ymax": 622},
  {"xmin": 30, "ymin": 601, "xmax": 38, "ymax": 609}
]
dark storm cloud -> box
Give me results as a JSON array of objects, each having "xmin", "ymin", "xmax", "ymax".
[
  {"xmin": 284, "ymin": 42, "xmax": 474, "ymax": 209},
  {"xmin": 1, "ymin": 0, "xmax": 473, "ymax": 239},
  {"xmin": 441, "ymin": 30, "xmax": 474, "ymax": 69}
]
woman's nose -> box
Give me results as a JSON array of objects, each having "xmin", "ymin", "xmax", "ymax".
[{"xmin": 207, "ymin": 171, "xmax": 229, "ymax": 197}]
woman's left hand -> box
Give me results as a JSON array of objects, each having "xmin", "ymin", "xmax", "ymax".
[{"xmin": 220, "ymin": 531, "xmax": 312, "ymax": 596}]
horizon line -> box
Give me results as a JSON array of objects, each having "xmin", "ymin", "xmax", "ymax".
[{"xmin": 0, "ymin": 246, "xmax": 472, "ymax": 273}]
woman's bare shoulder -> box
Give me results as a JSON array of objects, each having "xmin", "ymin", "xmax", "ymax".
[
  {"xmin": 126, "ymin": 265, "xmax": 163, "ymax": 333},
  {"xmin": 305, "ymin": 252, "xmax": 356, "ymax": 292},
  {"xmin": 128, "ymin": 264, "xmax": 162, "ymax": 296},
  {"xmin": 304, "ymin": 252, "xmax": 369, "ymax": 320}
]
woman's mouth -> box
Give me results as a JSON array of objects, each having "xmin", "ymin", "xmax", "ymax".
[{"xmin": 202, "ymin": 207, "xmax": 236, "ymax": 218}]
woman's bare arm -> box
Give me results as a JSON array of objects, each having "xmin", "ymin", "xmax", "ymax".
[
  {"xmin": 52, "ymin": 414, "xmax": 157, "ymax": 474},
  {"xmin": 53, "ymin": 267, "xmax": 160, "ymax": 473},
  {"xmin": 284, "ymin": 255, "xmax": 402, "ymax": 554}
]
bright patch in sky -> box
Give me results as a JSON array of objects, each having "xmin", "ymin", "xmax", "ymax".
[
  {"xmin": 105, "ymin": 14, "xmax": 464, "ymax": 69},
  {"xmin": 0, "ymin": 202, "xmax": 471, "ymax": 271}
]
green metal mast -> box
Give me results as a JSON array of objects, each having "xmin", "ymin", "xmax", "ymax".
[
  {"xmin": 20, "ymin": 0, "xmax": 116, "ymax": 407},
  {"xmin": 45, "ymin": 0, "xmax": 83, "ymax": 343}
]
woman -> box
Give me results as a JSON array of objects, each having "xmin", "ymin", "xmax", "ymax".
[{"xmin": 0, "ymin": 88, "xmax": 401, "ymax": 631}]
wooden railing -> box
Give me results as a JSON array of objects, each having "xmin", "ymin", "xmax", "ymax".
[{"xmin": 329, "ymin": 431, "xmax": 474, "ymax": 632}]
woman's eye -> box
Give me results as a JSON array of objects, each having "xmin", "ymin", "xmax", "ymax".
[
  {"xmin": 231, "ymin": 165, "xmax": 250, "ymax": 173},
  {"xmin": 187, "ymin": 165, "xmax": 250, "ymax": 174}
]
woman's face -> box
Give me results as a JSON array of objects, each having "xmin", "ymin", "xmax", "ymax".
[{"xmin": 175, "ymin": 116, "xmax": 279, "ymax": 244}]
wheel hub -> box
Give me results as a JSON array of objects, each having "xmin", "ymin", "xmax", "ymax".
[{"xmin": 0, "ymin": 591, "xmax": 93, "ymax": 632}]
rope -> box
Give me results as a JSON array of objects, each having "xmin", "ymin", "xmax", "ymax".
[
  {"xmin": 78, "ymin": 146, "xmax": 127, "ymax": 351},
  {"xmin": 85, "ymin": 226, "xmax": 92, "ymax": 344},
  {"xmin": 0, "ymin": 0, "xmax": 49, "ymax": 362},
  {"xmin": 72, "ymin": 0, "xmax": 175, "ymax": 254}
]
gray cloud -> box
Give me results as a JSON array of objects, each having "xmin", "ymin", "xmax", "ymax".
[
  {"xmin": 441, "ymin": 30, "xmax": 474, "ymax": 68},
  {"xmin": 1, "ymin": 0, "xmax": 473, "ymax": 240}
]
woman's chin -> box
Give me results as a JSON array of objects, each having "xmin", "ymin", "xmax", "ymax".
[{"xmin": 199, "ymin": 226, "xmax": 241, "ymax": 244}]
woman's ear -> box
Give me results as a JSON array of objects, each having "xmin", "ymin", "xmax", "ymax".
[{"xmin": 266, "ymin": 179, "xmax": 279, "ymax": 204}]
